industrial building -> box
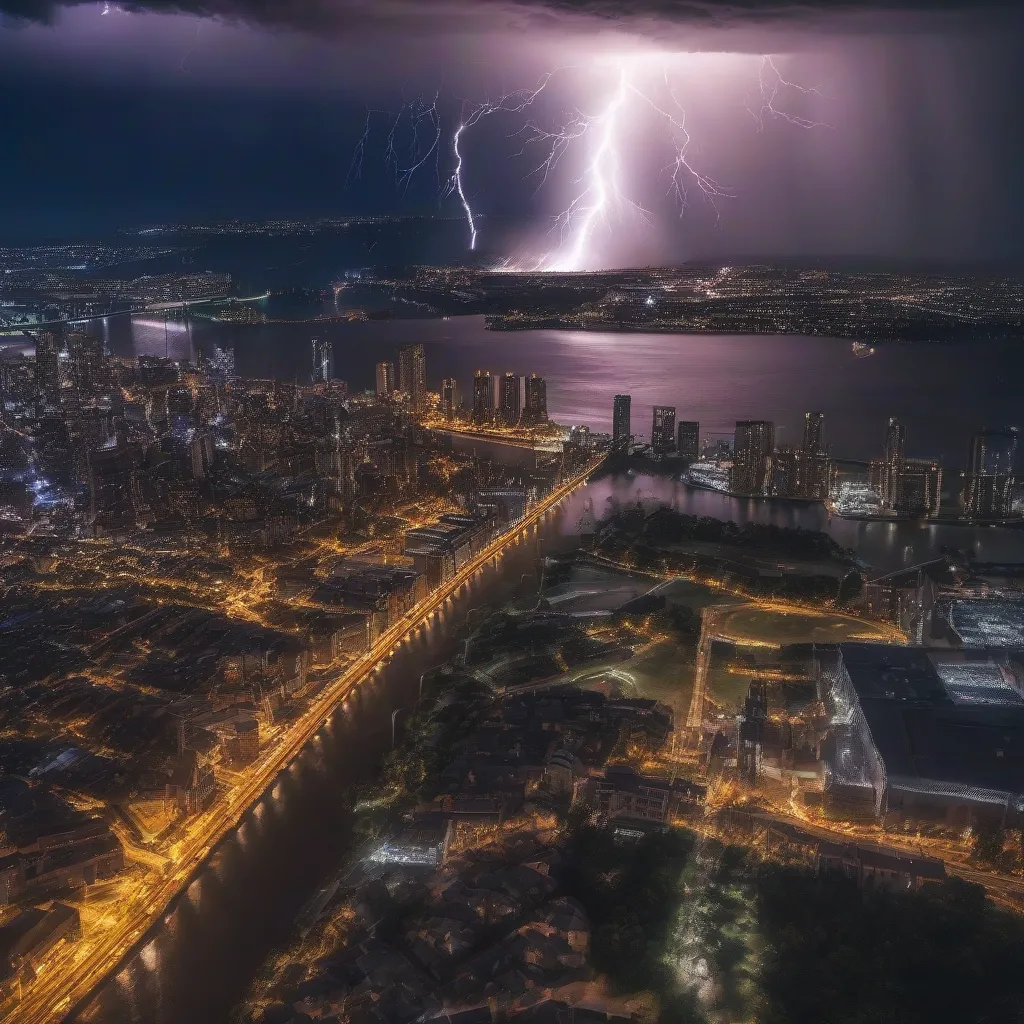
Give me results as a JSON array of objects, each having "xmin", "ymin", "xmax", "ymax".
[{"xmin": 818, "ymin": 644, "xmax": 1024, "ymax": 828}]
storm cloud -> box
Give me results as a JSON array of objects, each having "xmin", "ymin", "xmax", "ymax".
[{"xmin": 1, "ymin": 0, "xmax": 1020, "ymax": 34}]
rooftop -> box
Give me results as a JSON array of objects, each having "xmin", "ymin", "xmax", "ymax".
[
  {"xmin": 949, "ymin": 600, "xmax": 1024, "ymax": 648},
  {"xmin": 838, "ymin": 644, "xmax": 1024, "ymax": 804}
]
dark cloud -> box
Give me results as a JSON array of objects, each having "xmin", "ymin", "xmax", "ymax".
[{"xmin": 1, "ymin": 0, "xmax": 1020, "ymax": 32}]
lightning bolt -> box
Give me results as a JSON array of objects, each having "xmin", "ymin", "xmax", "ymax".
[
  {"xmin": 450, "ymin": 121, "xmax": 478, "ymax": 249},
  {"xmin": 349, "ymin": 55, "xmax": 827, "ymax": 270},
  {"xmin": 444, "ymin": 72, "xmax": 561, "ymax": 250},
  {"xmin": 751, "ymin": 55, "xmax": 831, "ymax": 131},
  {"xmin": 346, "ymin": 94, "xmax": 443, "ymax": 194},
  {"xmin": 536, "ymin": 58, "xmax": 735, "ymax": 272},
  {"xmin": 543, "ymin": 65, "xmax": 633, "ymax": 273}
]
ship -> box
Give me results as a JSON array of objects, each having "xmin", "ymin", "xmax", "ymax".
[{"xmin": 851, "ymin": 341, "xmax": 876, "ymax": 358}]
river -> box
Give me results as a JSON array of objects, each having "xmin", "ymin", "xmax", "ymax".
[
  {"xmin": 85, "ymin": 313, "xmax": 1024, "ymax": 470},
  {"xmin": 72, "ymin": 463, "xmax": 1024, "ymax": 1023},
  {"xmin": 69, "ymin": 313, "xmax": 1024, "ymax": 1020},
  {"xmin": 73, "ymin": 510, "xmax": 579, "ymax": 1024}
]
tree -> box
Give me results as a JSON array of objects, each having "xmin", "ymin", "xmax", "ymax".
[
  {"xmin": 836, "ymin": 570, "xmax": 864, "ymax": 608},
  {"xmin": 972, "ymin": 824, "xmax": 1006, "ymax": 866}
]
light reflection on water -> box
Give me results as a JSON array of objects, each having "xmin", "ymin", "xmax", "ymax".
[
  {"xmin": 579, "ymin": 472, "xmax": 1024, "ymax": 571},
  {"xmin": 83, "ymin": 313, "xmax": 1024, "ymax": 470},
  {"xmin": 74, "ymin": 470, "xmax": 1020, "ymax": 1024},
  {"xmin": 75, "ymin": 499, "xmax": 565, "ymax": 1024}
]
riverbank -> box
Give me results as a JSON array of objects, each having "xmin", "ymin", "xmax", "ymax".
[{"xmin": 28, "ymin": 459, "xmax": 602, "ymax": 1024}]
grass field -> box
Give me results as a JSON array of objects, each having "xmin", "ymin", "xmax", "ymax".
[{"xmin": 714, "ymin": 604, "xmax": 899, "ymax": 646}]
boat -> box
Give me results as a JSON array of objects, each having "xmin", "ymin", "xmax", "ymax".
[{"xmin": 851, "ymin": 341, "xmax": 876, "ymax": 358}]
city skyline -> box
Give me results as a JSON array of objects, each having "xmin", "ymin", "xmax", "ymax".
[{"xmin": 1, "ymin": 1, "xmax": 1023, "ymax": 1020}]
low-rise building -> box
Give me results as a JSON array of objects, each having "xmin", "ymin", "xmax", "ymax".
[
  {"xmin": 816, "ymin": 842, "xmax": 946, "ymax": 891},
  {"xmin": 369, "ymin": 813, "xmax": 455, "ymax": 868},
  {"xmin": 0, "ymin": 903, "xmax": 80, "ymax": 998},
  {"xmin": 580, "ymin": 765, "xmax": 706, "ymax": 826}
]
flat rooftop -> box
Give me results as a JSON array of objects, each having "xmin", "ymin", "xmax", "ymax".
[
  {"xmin": 839, "ymin": 644, "xmax": 1024, "ymax": 801},
  {"xmin": 949, "ymin": 599, "xmax": 1024, "ymax": 648}
]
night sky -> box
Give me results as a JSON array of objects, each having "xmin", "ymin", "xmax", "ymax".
[{"xmin": 1, "ymin": 0, "xmax": 1023, "ymax": 266}]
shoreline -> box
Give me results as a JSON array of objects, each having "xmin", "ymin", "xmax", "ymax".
[{"xmin": 38, "ymin": 458, "xmax": 606, "ymax": 1024}]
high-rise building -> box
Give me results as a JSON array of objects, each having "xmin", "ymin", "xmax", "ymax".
[
  {"xmin": 768, "ymin": 412, "xmax": 831, "ymax": 499},
  {"xmin": 67, "ymin": 332, "xmax": 105, "ymax": 393},
  {"xmin": 375, "ymin": 360, "xmax": 395, "ymax": 398},
  {"xmin": 731, "ymin": 420, "xmax": 775, "ymax": 495},
  {"xmin": 881, "ymin": 417, "xmax": 906, "ymax": 509},
  {"xmin": 473, "ymin": 371, "xmax": 493, "ymax": 424},
  {"xmin": 190, "ymin": 432, "xmax": 216, "ymax": 481},
  {"xmin": 772, "ymin": 446, "xmax": 831, "ymax": 501},
  {"xmin": 523, "ymin": 374, "xmax": 548, "ymax": 425},
  {"xmin": 651, "ymin": 406, "xmax": 676, "ymax": 457},
  {"xmin": 206, "ymin": 345, "xmax": 236, "ymax": 382},
  {"xmin": 311, "ymin": 338, "xmax": 333, "ymax": 383},
  {"xmin": 398, "ymin": 344, "xmax": 427, "ymax": 411},
  {"xmin": 499, "ymin": 373, "xmax": 523, "ymax": 426},
  {"xmin": 676, "ymin": 421, "xmax": 699, "ymax": 460},
  {"xmin": 771, "ymin": 446, "xmax": 800, "ymax": 499},
  {"xmin": 441, "ymin": 378, "xmax": 457, "ymax": 421},
  {"xmin": 897, "ymin": 459, "xmax": 942, "ymax": 518},
  {"xmin": 34, "ymin": 331, "xmax": 62, "ymax": 397},
  {"xmin": 612, "ymin": 395, "xmax": 632, "ymax": 450},
  {"xmin": 802, "ymin": 411, "xmax": 824, "ymax": 453},
  {"xmin": 799, "ymin": 451, "xmax": 832, "ymax": 500},
  {"xmin": 88, "ymin": 442, "xmax": 145, "ymax": 534},
  {"xmin": 969, "ymin": 427, "xmax": 1017, "ymax": 475},
  {"xmin": 965, "ymin": 427, "xmax": 1018, "ymax": 518}
]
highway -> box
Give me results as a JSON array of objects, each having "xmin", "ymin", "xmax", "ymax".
[
  {"xmin": 431, "ymin": 427, "xmax": 567, "ymax": 456},
  {"xmin": 738, "ymin": 805, "xmax": 1024, "ymax": 915},
  {"xmin": 15, "ymin": 454, "xmax": 604, "ymax": 1024}
]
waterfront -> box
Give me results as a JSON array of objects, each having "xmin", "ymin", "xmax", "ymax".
[
  {"xmin": 72, "ymin": 493, "xmax": 587, "ymax": 1024},
  {"xmin": 80, "ymin": 313, "xmax": 1024, "ymax": 469},
  {"xmin": 70, "ymin": 309, "xmax": 1024, "ymax": 570},
  {"xmin": 65, "ymin": 460, "xmax": 1022, "ymax": 1024},
  {"xmin": 584, "ymin": 472, "xmax": 1024, "ymax": 571}
]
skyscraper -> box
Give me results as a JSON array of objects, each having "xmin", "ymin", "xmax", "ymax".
[
  {"xmin": 676, "ymin": 421, "xmax": 699, "ymax": 460},
  {"xmin": 897, "ymin": 459, "xmax": 942, "ymax": 518},
  {"xmin": 731, "ymin": 420, "xmax": 775, "ymax": 495},
  {"xmin": 773, "ymin": 446, "xmax": 831, "ymax": 500},
  {"xmin": 206, "ymin": 345, "xmax": 236, "ymax": 383},
  {"xmin": 800, "ymin": 451, "xmax": 832, "ymax": 500},
  {"xmin": 375, "ymin": 360, "xmax": 395, "ymax": 398},
  {"xmin": 882, "ymin": 417, "xmax": 906, "ymax": 509},
  {"xmin": 965, "ymin": 427, "xmax": 1018, "ymax": 518},
  {"xmin": 67, "ymin": 332, "xmax": 105, "ymax": 393},
  {"xmin": 785, "ymin": 411, "xmax": 831, "ymax": 500},
  {"xmin": 34, "ymin": 331, "xmax": 62, "ymax": 397},
  {"xmin": 612, "ymin": 395, "xmax": 631, "ymax": 450},
  {"xmin": 473, "ymin": 371, "xmax": 493, "ymax": 424},
  {"xmin": 441, "ymin": 378, "xmax": 457, "ymax": 421},
  {"xmin": 499, "ymin": 373, "xmax": 523, "ymax": 426},
  {"xmin": 969, "ymin": 428, "xmax": 1017, "ymax": 476},
  {"xmin": 398, "ymin": 344, "xmax": 427, "ymax": 411},
  {"xmin": 802, "ymin": 411, "xmax": 824, "ymax": 453},
  {"xmin": 651, "ymin": 406, "xmax": 676, "ymax": 458},
  {"xmin": 88, "ymin": 441, "xmax": 145, "ymax": 534},
  {"xmin": 311, "ymin": 338, "xmax": 333, "ymax": 383},
  {"xmin": 523, "ymin": 374, "xmax": 548, "ymax": 425}
]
